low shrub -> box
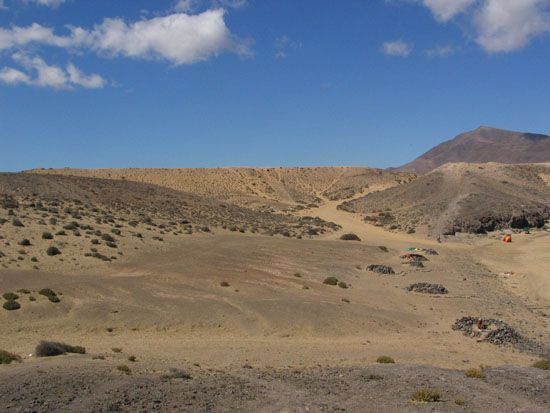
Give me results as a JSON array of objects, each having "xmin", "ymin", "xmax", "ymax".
[
  {"xmin": 323, "ymin": 277, "xmax": 339, "ymax": 286},
  {"xmin": 532, "ymin": 359, "xmax": 550, "ymax": 370},
  {"xmin": 410, "ymin": 388, "xmax": 441, "ymax": 403},
  {"xmin": 3, "ymin": 300, "xmax": 20, "ymax": 311},
  {"xmin": 220, "ymin": 281, "xmax": 230, "ymax": 287},
  {"xmin": 2, "ymin": 292, "xmax": 19, "ymax": 301},
  {"xmin": 128, "ymin": 355, "xmax": 137, "ymax": 362},
  {"xmin": 46, "ymin": 247, "xmax": 61, "ymax": 256},
  {"xmin": 338, "ymin": 281, "xmax": 348, "ymax": 289},
  {"xmin": 162, "ymin": 368, "xmax": 192, "ymax": 380},
  {"xmin": 18, "ymin": 239, "xmax": 31, "ymax": 246},
  {"xmin": 465, "ymin": 368, "xmax": 486, "ymax": 379},
  {"xmin": 112, "ymin": 347, "xmax": 123, "ymax": 353},
  {"xmin": 0, "ymin": 349, "xmax": 21, "ymax": 364},
  {"xmin": 117, "ymin": 364, "xmax": 131, "ymax": 375},
  {"xmin": 17, "ymin": 289, "xmax": 30, "ymax": 294},
  {"xmin": 340, "ymin": 233, "xmax": 361, "ymax": 241},
  {"xmin": 35, "ymin": 341, "xmax": 86, "ymax": 357},
  {"xmin": 42, "ymin": 232, "xmax": 53, "ymax": 240},
  {"xmin": 376, "ymin": 356, "xmax": 395, "ymax": 364}
]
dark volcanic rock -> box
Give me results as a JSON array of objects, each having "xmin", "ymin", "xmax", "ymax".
[
  {"xmin": 406, "ymin": 283, "xmax": 448, "ymax": 294},
  {"xmin": 367, "ymin": 265, "xmax": 395, "ymax": 275}
]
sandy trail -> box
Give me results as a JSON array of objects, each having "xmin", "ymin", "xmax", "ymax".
[{"xmin": 474, "ymin": 231, "xmax": 550, "ymax": 307}]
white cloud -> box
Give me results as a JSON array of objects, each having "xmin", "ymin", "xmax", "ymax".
[
  {"xmin": 0, "ymin": 67, "xmax": 30, "ymax": 84},
  {"xmin": 174, "ymin": 0, "xmax": 197, "ymax": 12},
  {"xmin": 0, "ymin": 0, "xmax": 7, "ymax": 10},
  {"xmin": 382, "ymin": 40, "xmax": 413, "ymax": 56},
  {"xmin": 274, "ymin": 35, "xmax": 301, "ymax": 59},
  {"xmin": 426, "ymin": 44, "xmax": 456, "ymax": 57},
  {"xmin": 0, "ymin": 53, "xmax": 106, "ymax": 89},
  {"xmin": 66, "ymin": 63, "xmax": 106, "ymax": 88},
  {"xmin": 474, "ymin": 0, "xmax": 550, "ymax": 53},
  {"xmin": 22, "ymin": 0, "xmax": 67, "ymax": 7},
  {"xmin": 0, "ymin": 10, "xmax": 250, "ymax": 65},
  {"xmin": 422, "ymin": 0, "xmax": 476, "ymax": 22},
  {"xmin": 417, "ymin": 0, "xmax": 550, "ymax": 53}
]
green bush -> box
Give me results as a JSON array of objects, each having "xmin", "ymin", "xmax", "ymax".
[
  {"xmin": 2, "ymin": 292, "xmax": 19, "ymax": 301},
  {"xmin": 35, "ymin": 341, "xmax": 86, "ymax": 357},
  {"xmin": 117, "ymin": 364, "xmax": 131, "ymax": 375},
  {"xmin": 323, "ymin": 277, "xmax": 339, "ymax": 286},
  {"xmin": 411, "ymin": 388, "xmax": 441, "ymax": 403},
  {"xmin": 3, "ymin": 300, "xmax": 20, "ymax": 311},
  {"xmin": 338, "ymin": 281, "xmax": 348, "ymax": 289},
  {"xmin": 376, "ymin": 356, "xmax": 395, "ymax": 364},
  {"xmin": 0, "ymin": 349, "xmax": 21, "ymax": 364},
  {"xmin": 532, "ymin": 359, "xmax": 550, "ymax": 370},
  {"xmin": 465, "ymin": 368, "xmax": 486, "ymax": 378},
  {"xmin": 46, "ymin": 247, "xmax": 61, "ymax": 256},
  {"xmin": 340, "ymin": 233, "xmax": 361, "ymax": 241}
]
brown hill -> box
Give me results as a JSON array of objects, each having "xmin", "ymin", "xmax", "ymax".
[
  {"xmin": 340, "ymin": 163, "xmax": 550, "ymax": 235},
  {"xmin": 26, "ymin": 167, "xmax": 414, "ymax": 210},
  {"xmin": 400, "ymin": 126, "xmax": 550, "ymax": 173},
  {"xmin": 0, "ymin": 173, "xmax": 339, "ymax": 272}
]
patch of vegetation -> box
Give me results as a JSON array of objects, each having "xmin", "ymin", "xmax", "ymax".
[
  {"xmin": 220, "ymin": 281, "xmax": 230, "ymax": 287},
  {"xmin": 42, "ymin": 232, "xmax": 53, "ymax": 240},
  {"xmin": 38, "ymin": 288, "xmax": 60, "ymax": 303},
  {"xmin": 340, "ymin": 233, "xmax": 361, "ymax": 241},
  {"xmin": 17, "ymin": 289, "xmax": 31, "ymax": 294},
  {"xmin": 128, "ymin": 355, "xmax": 137, "ymax": 362},
  {"xmin": 3, "ymin": 300, "xmax": 20, "ymax": 311},
  {"xmin": 465, "ymin": 367, "xmax": 486, "ymax": 379},
  {"xmin": 338, "ymin": 281, "xmax": 348, "ymax": 289},
  {"xmin": 112, "ymin": 347, "xmax": 123, "ymax": 353},
  {"xmin": 162, "ymin": 368, "xmax": 192, "ymax": 380},
  {"xmin": 323, "ymin": 276, "xmax": 339, "ymax": 286},
  {"xmin": 117, "ymin": 364, "xmax": 131, "ymax": 375},
  {"xmin": 378, "ymin": 246, "xmax": 389, "ymax": 252},
  {"xmin": 410, "ymin": 388, "xmax": 441, "ymax": 403},
  {"xmin": 532, "ymin": 359, "xmax": 550, "ymax": 370},
  {"xmin": 18, "ymin": 239, "xmax": 31, "ymax": 246},
  {"xmin": 46, "ymin": 246, "xmax": 61, "ymax": 256},
  {"xmin": 2, "ymin": 292, "xmax": 19, "ymax": 301},
  {"xmin": 35, "ymin": 341, "xmax": 86, "ymax": 357},
  {"xmin": 293, "ymin": 272, "xmax": 302, "ymax": 278},
  {"xmin": 454, "ymin": 399, "xmax": 466, "ymax": 406},
  {"xmin": 0, "ymin": 349, "xmax": 21, "ymax": 364},
  {"xmin": 376, "ymin": 356, "xmax": 395, "ymax": 364}
]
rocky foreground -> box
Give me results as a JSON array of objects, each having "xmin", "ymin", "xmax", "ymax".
[{"xmin": 1, "ymin": 357, "xmax": 549, "ymax": 412}]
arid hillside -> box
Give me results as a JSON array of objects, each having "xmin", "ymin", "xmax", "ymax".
[
  {"xmin": 340, "ymin": 163, "xmax": 550, "ymax": 235},
  {"xmin": 0, "ymin": 173, "xmax": 339, "ymax": 272},
  {"xmin": 400, "ymin": 126, "xmax": 550, "ymax": 173},
  {"xmin": 27, "ymin": 167, "xmax": 414, "ymax": 210}
]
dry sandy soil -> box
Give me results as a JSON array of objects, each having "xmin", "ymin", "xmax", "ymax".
[
  {"xmin": 341, "ymin": 162, "xmax": 550, "ymax": 236},
  {"xmin": 1, "ymin": 169, "xmax": 549, "ymax": 412},
  {"xmin": 27, "ymin": 167, "xmax": 414, "ymax": 211}
]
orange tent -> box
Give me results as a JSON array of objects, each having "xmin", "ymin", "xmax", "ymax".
[{"xmin": 503, "ymin": 234, "xmax": 512, "ymax": 243}]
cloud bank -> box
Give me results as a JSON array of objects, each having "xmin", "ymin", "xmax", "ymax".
[{"xmin": 421, "ymin": 0, "xmax": 550, "ymax": 53}]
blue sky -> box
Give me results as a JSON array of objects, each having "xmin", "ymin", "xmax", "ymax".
[{"xmin": 1, "ymin": 0, "xmax": 549, "ymax": 171}]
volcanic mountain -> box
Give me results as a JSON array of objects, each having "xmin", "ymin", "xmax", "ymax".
[{"xmin": 400, "ymin": 126, "xmax": 550, "ymax": 173}]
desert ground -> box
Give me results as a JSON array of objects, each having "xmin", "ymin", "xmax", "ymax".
[{"xmin": 1, "ymin": 167, "xmax": 549, "ymax": 412}]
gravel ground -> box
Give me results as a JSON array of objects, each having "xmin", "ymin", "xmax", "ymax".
[{"xmin": 1, "ymin": 357, "xmax": 549, "ymax": 412}]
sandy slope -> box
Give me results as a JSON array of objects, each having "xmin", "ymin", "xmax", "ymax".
[{"xmin": 1, "ymin": 171, "xmax": 549, "ymax": 412}]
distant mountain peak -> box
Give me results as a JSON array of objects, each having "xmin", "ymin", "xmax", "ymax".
[{"xmin": 399, "ymin": 127, "xmax": 550, "ymax": 173}]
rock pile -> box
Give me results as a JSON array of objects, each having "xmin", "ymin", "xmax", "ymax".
[
  {"xmin": 367, "ymin": 265, "xmax": 395, "ymax": 275},
  {"xmin": 452, "ymin": 317, "xmax": 549, "ymax": 356},
  {"xmin": 406, "ymin": 283, "xmax": 448, "ymax": 295}
]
